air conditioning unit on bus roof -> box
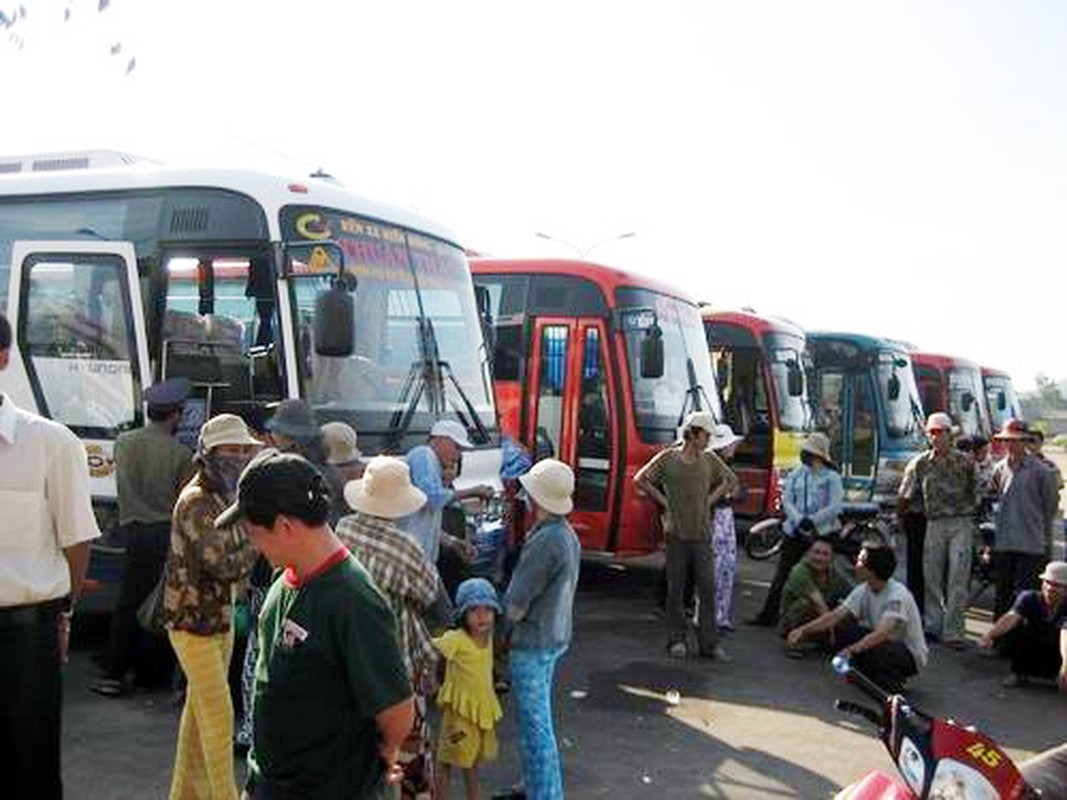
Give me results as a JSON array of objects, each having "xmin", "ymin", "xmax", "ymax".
[{"xmin": 0, "ymin": 149, "xmax": 148, "ymax": 175}]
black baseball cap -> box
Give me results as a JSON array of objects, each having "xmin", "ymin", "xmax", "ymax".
[{"xmin": 215, "ymin": 449, "xmax": 331, "ymax": 529}]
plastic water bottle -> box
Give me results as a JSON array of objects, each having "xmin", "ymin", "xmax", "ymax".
[{"xmin": 831, "ymin": 653, "xmax": 851, "ymax": 676}]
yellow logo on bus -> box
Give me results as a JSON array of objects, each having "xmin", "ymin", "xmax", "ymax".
[
  {"xmin": 294, "ymin": 212, "xmax": 331, "ymax": 241},
  {"xmin": 85, "ymin": 443, "xmax": 115, "ymax": 478}
]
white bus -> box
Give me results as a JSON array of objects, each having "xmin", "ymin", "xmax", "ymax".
[{"xmin": 0, "ymin": 153, "xmax": 501, "ymax": 606}]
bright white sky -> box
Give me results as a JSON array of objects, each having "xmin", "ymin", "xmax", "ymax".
[{"xmin": 2, "ymin": 0, "xmax": 1063, "ymax": 390}]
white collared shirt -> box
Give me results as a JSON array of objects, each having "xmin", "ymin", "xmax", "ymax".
[{"xmin": 0, "ymin": 392, "xmax": 101, "ymax": 606}]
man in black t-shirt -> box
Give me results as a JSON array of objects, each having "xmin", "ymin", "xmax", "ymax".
[
  {"xmin": 216, "ymin": 450, "xmax": 414, "ymax": 800},
  {"xmin": 979, "ymin": 560, "xmax": 1067, "ymax": 691}
]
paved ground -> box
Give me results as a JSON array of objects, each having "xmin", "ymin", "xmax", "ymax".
[{"xmin": 64, "ymin": 551, "xmax": 1066, "ymax": 799}]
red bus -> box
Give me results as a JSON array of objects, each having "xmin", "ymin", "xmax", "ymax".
[
  {"xmin": 470, "ymin": 258, "xmax": 722, "ymax": 556},
  {"xmin": 911, "ymin": 352, "xmax": 990, "ymax": 438},
  {"xmin": 703, "ymin": 310, "xmax": 813, "ymax": 518}
]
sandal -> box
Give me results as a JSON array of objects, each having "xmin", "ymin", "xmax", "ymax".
[{"xmin": 88, "ymin": 677, "xmax": 123, "ymax": 697}]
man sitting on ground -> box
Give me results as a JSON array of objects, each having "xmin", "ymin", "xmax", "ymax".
[
  {"xmin": 787, "ymin": 544, "xmax": 927, "ymax": 692},
  {"xmin": 979, "ymin": 560, "xmax": 1067, "ymax": 691},
  {"xmin": 780, "ymin": 536, "xmax": 853, "ymax": 658}
]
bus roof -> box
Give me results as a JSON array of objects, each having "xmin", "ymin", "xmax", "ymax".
[
  {"xmin": 806, "ymin": 330, "xmax": 911, "ymax": 353},
  {"xmin": 911, "ymin": 352, "xmax": 981, "ymax": 372},
  {"xmin": 0, "ymin": 160, "xmax": 461, "ymax": 246},
  {"xmin": 981, "ymin": 366, "xmax": 1012, "ymax": 379},
  {"xmin": 702, "ymin": 308, "xmax": 806, "ymax": 339},
  {"xmin": 469, "ymin": 257, "xmax": 698, "ymax": 305}
]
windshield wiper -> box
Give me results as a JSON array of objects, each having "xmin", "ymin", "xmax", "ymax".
[
  {"xmin": 385, "ymin": 317, "xmax": 443, "ymax": 449},
  {"xmin": 675, "ymin": 356, "xmax": 714, "ymax": 429},
  {"xmin": 440, "ymin": 361, "xmax": 490, "ymax": 445}
]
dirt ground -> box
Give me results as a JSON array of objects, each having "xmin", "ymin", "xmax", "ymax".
[{"xmin": 62, "ymin": 548, "xmax": 1066, "ymax": 800}]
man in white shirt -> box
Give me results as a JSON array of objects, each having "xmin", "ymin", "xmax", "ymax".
[
  {"xmin": 0, "ymin": 311, "xmax": 101, "ymax": 799},
  {"xmin": 787, "ymin": 542, "xmax": 927, "ymax": 692}
]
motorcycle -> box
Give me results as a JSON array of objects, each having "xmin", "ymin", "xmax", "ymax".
[
  {"xmin": 831, "ymin": 654, "xmax": 1037, "ymax": 799},
  {"xmin": 745, "ymin": 502, "xmax": 893, "ymax": 563}
]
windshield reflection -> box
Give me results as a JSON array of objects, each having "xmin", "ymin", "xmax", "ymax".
[
  {"xmin": 765, "ymin": 332, "xmax": 813, "ymax": 432},
  {"xmin": 282, "ymin": 207, "xmax": 495, "ymax": 441},
  {"xmin": 617, "ymin": 287, "xmax": 722, "ymax": 444},
  {"xmin": 876, "ymin": 351, "xmax": 924, "ymax": 443}
]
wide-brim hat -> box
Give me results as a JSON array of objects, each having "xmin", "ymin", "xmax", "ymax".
[
  {"xmin": 519, "ymin": 458, "xmax": 574, "ymax": 516},
  {"xmin": 1039, "ymin": 561, "xmax": 1067, "ymax": 586},
  {"xmin": 708, "ymin": 423, "xmax": 743, "ymax": 452},
  {"xmin": 266, "ymin": 399, "xmax": 320, "ymax": 441},
  {"xmin": 201, "ymin": 413, "xmax": 262, "ymax": 453},
  {"xmin": 801, "ymin": 432, "xmax": 836, "ymax": 469},
  {"xmin": 994, "ymin": 418, "xmax": 1030, "ymax": 441},
  {"xmin": 321, "ymin": 421, "xmax": 363, "ymax": 465},
  {"xmin": 344, "ymin": 456, "xmax": 427, "ymax": 519}
]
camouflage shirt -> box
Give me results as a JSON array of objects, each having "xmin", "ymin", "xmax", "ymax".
[
  {"xmin": 161, "ymin": 471, "xmax": 257, "ymax": 635},
  {"xmin": 901, "ymin": 448, "xmax": 978, "ymax": 520}
]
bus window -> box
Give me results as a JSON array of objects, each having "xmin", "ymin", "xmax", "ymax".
[
  {"xmin": 20, "ymin": 253, "xmax": 141, "ymax": 436},
  {"xmin": 577, "ymin": 325, "xmax": 611, "ymax": 511},
  {"xmin": 853, "ymin": 375, "xmax": 877, "ymax": 478},
  {"xmin": 536, "ymin": 324, "xmax": 569, "ymax": 460},
  {"xmin": 161, "ymin": 255, "xmax": 282, "ymax": 415}
]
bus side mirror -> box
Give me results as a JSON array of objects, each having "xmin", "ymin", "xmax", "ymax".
[
  {"xmin": 961, "ymin": 391, "xmax": 975, "ymax": 412},
  {"xmin": 314, "ymin": 283, "xmax": 355, "ymax": 357},
  {"xmin": 997, "ymin": 390, "xmax": 1007, "ymax": 411},
  {"xmin": 887, "ymin": 372, "xmax": 901, "ymax": 401},
  {"xmin": 640, "ymin": 323, "xmax": 665, "ymax": 379},
  {"xmin": 787, "ymin": 360, "xmax": 804, "ymax": 397}
]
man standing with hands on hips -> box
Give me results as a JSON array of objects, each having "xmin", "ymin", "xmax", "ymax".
[{"xmin": 0, "ymin": 310, "xmax": 101, "ymax": 799}]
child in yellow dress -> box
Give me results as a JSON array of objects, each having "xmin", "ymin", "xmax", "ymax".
[{"xmin": 434, "ymin": 577, "xmax": 504, "ymax": 800}]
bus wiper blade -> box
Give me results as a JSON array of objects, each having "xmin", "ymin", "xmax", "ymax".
[
  {"xmin": 385, "ymin": 359, "xmax": 429, "ymax": 451},
  {"xmin": 675, "ymin": 357, "xmax": 708, "ymax": 429},
  {"xmin": 439, "ymin": 360, "xmax": 490, "ymax": 445}
]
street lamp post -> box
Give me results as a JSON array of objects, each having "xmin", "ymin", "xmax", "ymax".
[{"xmin": 535, "ymin": 231, "xmax": 636, "ymax": 258}]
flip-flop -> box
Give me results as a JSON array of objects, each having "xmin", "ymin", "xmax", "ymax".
[{"xmin": 88, "ymin": 677, "xmax": 123, "ymax": 697}]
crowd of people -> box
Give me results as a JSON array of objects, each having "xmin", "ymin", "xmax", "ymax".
[{"xmin": 2, "ymin": 301, "xmax": 1066, "ymax": 799}]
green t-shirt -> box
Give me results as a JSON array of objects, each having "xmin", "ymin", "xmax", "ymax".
[
  {"xmin": 781, "ymin": 560, "xmax": 853, "ymax": 613},
  {"xmin": 642, "ymin": 447, "xmax": 734, "ymax": 541},
  {"xmin": 248, "ymin": 553, "xmax": 412, "ymax": 799}
]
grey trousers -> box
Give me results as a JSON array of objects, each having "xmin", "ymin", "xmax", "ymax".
[
  {"xmin": 923, "ymin": 516, "xmax": 973, "ymax": 641},
  {"xmin": 665, "ymin": 537, "xmax": 717, "ymax": 654}
]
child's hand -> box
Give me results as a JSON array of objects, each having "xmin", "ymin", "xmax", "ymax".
[{"xmin": 379, "ymin": 745, "xmax": 404, "ymax": 784}]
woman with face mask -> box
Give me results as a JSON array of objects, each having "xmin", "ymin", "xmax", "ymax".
[{"xmin": 160, "ymin": 414, "xmax": 261, "ymax": 800}]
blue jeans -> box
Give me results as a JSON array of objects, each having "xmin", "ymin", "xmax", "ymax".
[{"xmin": 510, "ymin": 647, "xmax": 566, "ymax": 800}]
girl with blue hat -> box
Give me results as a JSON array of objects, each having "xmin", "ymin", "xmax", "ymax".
[{"xmin": 433, "ymin": 577, "xmax": 504, "ymax": 799}]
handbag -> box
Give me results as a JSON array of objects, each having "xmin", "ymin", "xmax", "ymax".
[{"xmin": 136, "ymin": 572, "xmax": 166, "ymax": 636}]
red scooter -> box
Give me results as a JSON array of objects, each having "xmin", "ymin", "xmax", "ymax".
[{"xmin": 831, "ymin": 655, "xmax": 1038, "ymax": 799}]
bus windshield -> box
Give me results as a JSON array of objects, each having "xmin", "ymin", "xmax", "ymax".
[
  {"xmin": 764, "ymin": 331, "xmax": 812, "ymax": 432},
  {"xmin": 985, "ymin": 374, "xmax": 1022, "ymax": 430},
  {"xmin": 282, "ymin": 207, "xmax": 495, "ymax": 442},
  {"xmin": 948, "ymin": 367, "xmax": 984, "ymax": 437},
  {"xmin": 617, "ymin": 287, "xmax": 722, "ymax": 444},
  {"xmin": 876, "ymin": 350, "xmax": 925, "ymax": 444}
]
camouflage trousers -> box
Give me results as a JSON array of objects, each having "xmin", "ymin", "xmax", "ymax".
[{"xmin": 923, "ymin": 516, "xmax": 973, "ymax": 642}]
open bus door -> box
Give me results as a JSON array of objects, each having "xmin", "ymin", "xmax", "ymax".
[
  {"xmin": 811, "ymin": 366, "xmax": 878, "ymax": 502},
  {"xmin": 5, "ymin": 241, "xmax": 150, "ymax": 607},
  {"xmin": 525, "ymin": 316, "xmax": 621, "ymax": 552}
]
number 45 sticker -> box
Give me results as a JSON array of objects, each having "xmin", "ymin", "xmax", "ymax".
[{"xmin": 966, "ymin": 741, "xmax": 1004, "ymax": 769}]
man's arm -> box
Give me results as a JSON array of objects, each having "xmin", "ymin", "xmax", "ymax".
[
  {"xmin": 705, "ymin": 452, "xmax": 737, "ymax": 510},
  {"xmin": 63, "ymin": 541, "xmax": 92, "ymax": 606},
  {"xmin": 979, "ymin": 609, "xmax": 1022, "ymax": 649},
  {"xmin": 810, "ymin": 473, "xmax": 844, "ymax": 528},
  {"xmin": 634, "ymin": 450, "xmax": 669, "ymax": 509},
  {"xmin": 787, "ymin": 604, "xmax": 851, "ymax": 646},
  {"xmin": 376, "ymin": 696, "xmax": 415, "ymax": 783},
  {"xmin": 838, "ymin": 615, "xmax": 895, "ymax": 659}
]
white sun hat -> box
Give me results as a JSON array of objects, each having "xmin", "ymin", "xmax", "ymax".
[
  {"xmin": 519, "ymin": 458, "xmax": 575, "ymax": 516},
  {"xmin": 430, "ymin": 419, "xmax": 474, "ymax": 449},
  {"xmin": 681, "ymin": 411, "xmax": 716, "ymax": 436},
  {"xmin": 708, "ymin": 423, "xmax": 743, "ymax": 451},
  {"xmin": 200, "ymin": 414, "xmax": 262, "ymax": 453},
  {"xmin": 321, "ymin": 421, "xmax": 363, "ymax": 466},
  {"xmin": 344, "ymin": 456, "xmax": 427, "ymax": 519}
]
